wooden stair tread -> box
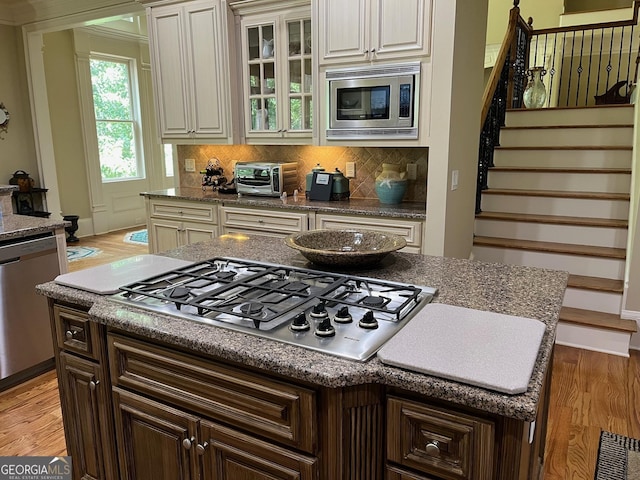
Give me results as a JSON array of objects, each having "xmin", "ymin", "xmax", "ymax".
[
  {"xmin": 496, "ymin": 145, "xmax": 632, "ymax": 151},
  {"xmin": 559, "ymin": 306, "xmax": 637, "ymax": 333},
  {"xmin": 489, "ymin": 166, "xmax": 630, "ymax": 174},
  {"xmin": 503, "ymin": 124, "xmax": 633, "ymax": 130},
  {"xmin": 475, "ymin": 211, "xmax": 628, "ymax": 228},
  {"xmin": 567, "ymin": 274, "xmax": 624, "ymax": 293},
  {"xmin": 506, "ymin": 105, "xmax": 634, "ymax": 112},
  {"xmin": 473, "ymin": 236, "xmax": 626, "ymax": 259},
  {"xmin": 481, "ymin": 188, "xmax": 630, "ymax": 200}
]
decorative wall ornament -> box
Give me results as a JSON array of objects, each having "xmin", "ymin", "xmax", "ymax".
[{"xmin": 0, "ymin": 103, "xmax": 9, "ymax": 140}]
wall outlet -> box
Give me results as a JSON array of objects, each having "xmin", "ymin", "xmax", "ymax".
[
  {"xmin": 185, "ymin": 158, "xmax": 196, "ymax": 172},
  {"xmin": 406, "ymin": 163, "xmax": 417, "ymax": 180},
  {"xmin": 451, "ymin": 170, "xmax": 459, "ymax": 191},
  {"xmin": 345, "ymin": 162, "xmax": 356, "ymax": 178}
]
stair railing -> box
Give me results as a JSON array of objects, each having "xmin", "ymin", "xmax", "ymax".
[
  {"xmin": 476, "ymin": 1, "xmax": 640, "ymax": 214},
  {"xmin": 477, "ymin": 1, "xmax": 531, "ymax": 213}
]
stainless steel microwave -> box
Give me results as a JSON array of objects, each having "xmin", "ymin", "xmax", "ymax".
[
  {"xmin": 234, "ymin": 162, "xmax": 298, "ymax": 197},
  {"xmin": 326, "ymin": 62, "xmax": 420, "ymax": 139}
]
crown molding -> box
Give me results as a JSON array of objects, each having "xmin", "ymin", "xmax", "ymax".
[{"xmin": 4, "ymin": 0, "xmax": 141, "ymax": 26}]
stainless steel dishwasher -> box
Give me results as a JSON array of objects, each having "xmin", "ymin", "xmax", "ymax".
[{"xmin": 0, "ymin": 232, "xmax": 60, "ymax": 390}]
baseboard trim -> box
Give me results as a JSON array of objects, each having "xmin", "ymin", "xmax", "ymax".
[
  {"xmin": 76, "ymin": 217, "xmax": 94, "ymax": 238},
  {"xmin": 621, "ymin": 309, "xmax": 640, "ymax": 321},
  {"xmin": 555, "ymin": 321, "xmax": 631, "ymax": 357}
]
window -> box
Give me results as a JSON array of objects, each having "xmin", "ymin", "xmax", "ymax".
[
  {"xmin": 163, "ymin": 144, "xmax": 175, "ymax": 177},
  {"xmin": 90, "ymin": 57, "xmax": 142, "ymax": 181}
]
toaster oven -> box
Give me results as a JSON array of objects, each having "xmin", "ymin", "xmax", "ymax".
[{"xmin": 234, "ymin": 162, "xmax": 298, "ymax": 197}]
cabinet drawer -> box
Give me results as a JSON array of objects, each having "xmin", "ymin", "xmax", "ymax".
[
  {"xmin": 149, "ymin": 199, "xmax": 218, "ymax": 223},
  {"xmin": 108, "ymin": 334, "xmax": 317, "ymax": 453},
  {"xmin": 386, "ymin": 464, "xmax": 435, "ymax": 479},
  {"xmin": 315, "ymin": 214, "xmax": 423, "ymax": 253},
  {"xmin": 387, "ymin": 396, "xmax": 494, "ymax": 480},
  {"xmin": 220, "ymin": 206, "xmax": 308, "ymax": 235},
  {"xmin": 53, "ymin": 305, "xmax": 102, "ymax": 360}
]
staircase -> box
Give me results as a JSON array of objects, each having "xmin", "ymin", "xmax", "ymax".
[{"xmin": 472, "ymin": 104, "xmax": 638, "ymax": 356}]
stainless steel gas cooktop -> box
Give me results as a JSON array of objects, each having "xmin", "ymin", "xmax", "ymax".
[{"xmin": 110, "ymin": 257, "xmax": 438, "ymax": 361}]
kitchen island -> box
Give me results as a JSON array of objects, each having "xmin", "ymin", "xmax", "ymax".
[{"xmin": 37, "ymin": 234, "xmax": 568, "ymax": 480}]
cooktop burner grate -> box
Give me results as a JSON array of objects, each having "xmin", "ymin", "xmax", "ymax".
[{"xmin": 111, "ymin": 257, "xmax": 438, "ymax": 361}]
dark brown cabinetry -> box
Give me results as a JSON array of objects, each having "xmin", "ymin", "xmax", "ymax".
[
  {"xmin": 50, "ymin": 304, "xmax": 118, "ymax": 480},
  {"xmin": 112, "ymin": 387, "xmax": 200, "ymax": 480},
  {"xmin": 48, "ymin": 300, "xmax": 550, "ymax": 480},
  {"xmin": 108, "ymin": 333, "xmax": 318, "ymax": 480},
  {"xmin": 386, "ymin": 396, "xmax": 495, "ymax": 480}
]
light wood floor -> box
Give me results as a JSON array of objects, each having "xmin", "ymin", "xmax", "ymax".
[
  {"xmin": 1, "ymin": 229, "xmax": 639, "ymax": 478},
  {"xmin": 0, "ymin": 227, "xmax": 148, "ymax": 456}
]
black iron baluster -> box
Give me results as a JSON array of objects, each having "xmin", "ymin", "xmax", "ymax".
[
  {"xmin": 625, "ymin": 25, "xmax": 634, "ymax": 96},
  {"xmin": 559, "ymin": 31, "xmax": 567, "ymax": 106},
  {"xmin": 596, "ymin": 27, "xmax": 604, "ymax": 100},
  {"xmin": 606, "ymin": 26, "xmax": 615, "ymax": 91},
  {"xmin": 548, "ymin": 33, "xmax": 558, "ymax": 108},
  {"xmin": 567, "ymin": 31, "xmax": 576, "ymax": 106},
  {"xmin": 542, "ymin": 33, "xmax": 549, "ymax": 107},
  {"xmin": 586, "ymin": 27, "xmax": 595, "ymax": 106},
  {"xmin": 576, "ymin": 29, "xmax": 585, "ymax": 106}
]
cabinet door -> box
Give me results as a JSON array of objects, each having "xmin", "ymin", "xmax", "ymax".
[
  {"xmin": 112, "ymin": 387, "xmax": 200, "ymax": 480},
  {"xmin": 58, "ymin": 352, "xmax": 117, "ymax": 480},
  {"xmin": 318, "ymin": 0, "xmax": 369, "ymax": 64},
  {"xmin": 201, "ymin": 421, "xmax": 317, "ymax": 480},
  {"xmin": 149, "ymin": 4, "xmax": 191, "ymax": 137},
  {"xmin": 149, "ymin": 0, "xmax": 228, "ymax": 140},
  {"xmin": 182, "ymin": 220, "xmax": 218, "ymax": 245},
  {"xmin": 243, "ymin": 18, "xmax": 279, "ymax": 135},
  {"xmin": 148, "ymin": 218, "xmax": 182, "ymax": 253},
  {"xmin": 373, "ymin": 0, "xmax": 432, "ymax": 61},
  {"xmin": 240, "ymin": 6, "xmax": 313, "ymax": 142},
  {"xmin": 184, "ymin": 0, "xmax": 227, "ymax": 136}
]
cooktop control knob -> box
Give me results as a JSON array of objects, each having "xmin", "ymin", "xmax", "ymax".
[
  {"xmin": 334, "ymin": 306, "xmax": 353, "ymax": 324},
  {"xmin": 359, "ymin": 311, "xmax": 379, "ymax": 329},
  {"xmin": 315, "ymin": 317, "xmax": 336, "ymax": 337},
  {"xmin": 310, "ymin": 302, "xmax": 328, "ymax": 319},
  {"xmin": 290, "ymin": 312, "xmax": 310, "ymax": 332}
]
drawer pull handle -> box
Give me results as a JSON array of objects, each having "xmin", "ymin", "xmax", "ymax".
[
  {"xmin": 425, "ymin": 440, "xmax": 440, "ymax": 456},
  {"xmin": 196, "ymin": 442, "xmax": 208, "ymax": 455},
  {"xmin": 65, "ymin": 330, "xmax": 79, "ymax": 340},
  {"xmin": 182, "ymin": 436, "xmax": 196, "ymax": 450},
  {"xmin": 89, "ymin": 380, "xmax": 100, "ymax": 391},
  {"xmin": 258, "ymin": 219, "xmax": 264, "ymax": 224}
]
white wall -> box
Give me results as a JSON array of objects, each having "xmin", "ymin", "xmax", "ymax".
[
  {"xmin": 0, "ymin": 25, "xmax": 39, "ymax": 190},
  {"xmin": 425, "ymin": 0, "xmax": 488, "ymax": 258}
]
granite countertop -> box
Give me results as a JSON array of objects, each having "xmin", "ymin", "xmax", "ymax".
[
  {"xmin": 0, "ymin": 214, "xmax": 67, "ymax": 241},
  {"xmin": 37, "ymin": 234, "xmax": 568, "ymax": 422},
  {"xmin": 141, "ymin": 187, "xmax": 426, "ymax": 220}
]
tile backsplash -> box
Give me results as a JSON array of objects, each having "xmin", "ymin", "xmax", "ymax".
[{"xmin": 177, "ymin": 145, "xmax": 428, "ymax": 202}]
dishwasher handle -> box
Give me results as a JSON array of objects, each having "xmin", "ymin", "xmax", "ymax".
[{"xmin": 0, "ymin": 235, "xmax": 58, "ymax": 263}]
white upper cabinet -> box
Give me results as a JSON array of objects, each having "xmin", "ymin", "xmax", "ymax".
[
  {"xmin": 148, "ymin": 0, "xmax": 230, "ymax": 141},
  {"xmin": 234, "ymin": 1, "xmax": 313, "ymax": 143},
  {"xmin": 318, "ymin": 0, "xmax": 432, "ymax": 65}
]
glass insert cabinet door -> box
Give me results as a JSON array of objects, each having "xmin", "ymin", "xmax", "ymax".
[
  {"xmin": 247, "ymin": 23, "xmax": 277, "ymax": 132},
  {"xmin": 243, "ymin": 14, "xmax": 312, "ymax": 137},
  {"xmin": 286, "ymin": 18, "xmax": 312, "ymax": 132}
]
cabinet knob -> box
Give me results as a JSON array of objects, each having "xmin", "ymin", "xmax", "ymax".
[
  {"xmin": 182, "ymin": 436, "xmax": 196, "ymax": 450},
  {"xmin": 425, "ymin": 440, "xmax": 440, "ymax": 456},
  {"xmin": 65, "ymin": 330, "xmax": 77, "ymax": 340},
  {"xmin": 371, "ymin": 48, "xmax": 377, "ymax": 54},
  {"xmin": 89, "ymin": 380, "xmax": 100, "ymax": 391},
  {"xmin": 196, "ymin": 442, "xmax": 208, "ymax": 455},
  {"xmin": 258, "ymin": 219, "xmax": 264, "ymax": 224},
  {"xmin": 363, "ymin": 49, "xmax": 369, "ymax": 55}
]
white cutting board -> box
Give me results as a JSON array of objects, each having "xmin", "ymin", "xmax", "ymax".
[
  {"xmin": 55, "ymin": 254, "xmax": 193, "ymax": 294},
  {"xmin": 377, "ymin": 303, "xmax": 546, "ymax": 394}
]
